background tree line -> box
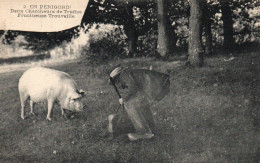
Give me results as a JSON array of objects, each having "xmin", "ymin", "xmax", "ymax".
[{"xmin": 1, "ymin": 0, "xmax": 259, "ymax": 66}]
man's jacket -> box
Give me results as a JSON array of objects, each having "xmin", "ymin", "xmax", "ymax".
[{"xmin": 114, "ymin": 69, "xmax": 170, "ymax": 102}]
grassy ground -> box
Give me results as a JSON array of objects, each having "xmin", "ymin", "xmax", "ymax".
[{"xmin": 0, "ymin": 52, "xmax": 259, "ymax": 162}]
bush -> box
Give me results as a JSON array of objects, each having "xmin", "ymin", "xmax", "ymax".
[
  {"xmin": 81, "ymin": 24, "xmax": 128, "ymax": 62},
  {"xmin": 49, "ymin": 23, "xmax": 128, "ymax": 62},
  {"xmin": 137, "ymin": 30, "xmax": 158, "ymax": 57},
  {"xmin": 0, "ymin": 34, "xmax": 33, "ymax": 59}
]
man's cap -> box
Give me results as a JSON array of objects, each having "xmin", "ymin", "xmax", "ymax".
[{"xmin": 110, "ymin": 67, "xmax": 122, "ymax": 78}]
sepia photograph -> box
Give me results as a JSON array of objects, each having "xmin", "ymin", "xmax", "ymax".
[{"xmin": 0, "ymin": 0, "xmax": 259, "ymax": 162}]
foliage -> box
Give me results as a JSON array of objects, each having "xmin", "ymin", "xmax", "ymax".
[
  {"xmin": 0, "ymin": 0, "xmax": 259, "ymax": 59},
  {"xmin": 0, "ymin": 33, "xmax": 33, "ymax": 59},
  {"xmin": 137, "ymin": 30, "xmax": 157, "ymax": 57},
  {"xmin": 0, "ymin": 28, "xmax": 78, "ymax": 54},
  {"xmin": 208, "ymin": 0, "xmax": 260, "ymax": 47},
  {"xmin": 233, "ymin": 0, "xmax": 260, "ymax": 44},
  {"xmin": 81, "ymin": 23, "xmax": 128, "ymax": 62},
  {"xmin": 48, "ymin": 23, "xmax": 128, "ymax": 61}
]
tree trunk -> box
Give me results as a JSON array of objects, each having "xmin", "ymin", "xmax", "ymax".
[
  {"xmin": 188, "ymin": 0, "xmax": 204, "ymax": 66},
  {"xmin": 203, "ymin": 3, "xmax": 213, "ymax": 55},
  {"xmin": 220, "ymin": 0, "xmax": 234, "ymax": 54},
  {"xmin": 204, "ymin": 20, "xmax": 213, "ymax": 55},
  {"xmin": 157, "ymin": 0, "xmax": 175, "ymax": 57},
  {"xmin": 124, "ymin": 6, "xmax": 137, "ymax": 57}
]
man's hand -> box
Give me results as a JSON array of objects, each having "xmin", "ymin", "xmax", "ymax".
[{"xmin": 119, "ymin": 98, "xmax": 124, "ymax": 105}]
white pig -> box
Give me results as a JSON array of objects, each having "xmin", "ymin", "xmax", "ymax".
[{"xmin": 18, "ymin": 67, "xmax": 85, "ymax": 121}]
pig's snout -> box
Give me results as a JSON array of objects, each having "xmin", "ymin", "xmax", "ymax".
[{"xmin": 75, "ymin": 102, "xmax": 84, "ymax": 112}]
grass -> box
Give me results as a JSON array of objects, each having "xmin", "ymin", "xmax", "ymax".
[{"xmin": 0, "ymin": 52, "xmax": 259, "ymax": 162}]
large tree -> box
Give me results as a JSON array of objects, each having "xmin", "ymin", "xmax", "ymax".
[
  {"xmin": 188, "ymin": 0, "xmax": 204, "ymax": 66},
  {"xmin": 220, "ymin": 0, "xmax": 234, "ymax": 54},
  {"xmin": 203, "ymin": 1, "xmax": 213, "ymax": 55},
  {"xmin": 123, "ymin": 5, "xmax": 138, "ymax": 57},
  {"xmin": 157, "ymin": 0, "xmax": 173, "ymax": 57}
]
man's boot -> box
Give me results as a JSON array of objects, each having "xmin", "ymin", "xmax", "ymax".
[{"xmin": 108, "ymin": 114, "xmax": 121, "ymax": 134}]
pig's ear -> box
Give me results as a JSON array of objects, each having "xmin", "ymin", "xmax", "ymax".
[
  {"xmin": 70, "ymin": 92, "xmax": 82, "ymax": 100},
  {"xmin": 79, "ymin": 89, "xmax": 85, "ymax": 97}
]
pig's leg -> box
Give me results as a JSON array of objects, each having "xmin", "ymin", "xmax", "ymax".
[
  {"xmin": 30, "ymin": 100, "xmax": 36, "ymax": 116},
  {"xmin": 61, "ymin": 108, "xmax": 65, "ymax": 116},
  {"xmin": 61, "ymin": 108, "xmax": 68, "ymax": 120},
  {"xmin": 46, "ymin": 99, "xmax": 54, "ymax": 121},
  {"xmin": 19, "ymin": 92, "xmax": 28, "ymax": 120},
  {"xmin": 46, "ymin": 89, "xmax": 55, "ymax": 121}
]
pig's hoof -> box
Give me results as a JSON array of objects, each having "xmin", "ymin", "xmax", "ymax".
[
  {"xmin": 46, "ymin": 117, "xmax": 52, "ymax": 121},
  {"xmin": 21, "ymin": 116, "xmax": 26, "ymax": 120},
  {"xmin": 30, "ymin": 112, "xmax": 36, "ymax": 116}
]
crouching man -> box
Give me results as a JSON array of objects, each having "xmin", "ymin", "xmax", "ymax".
[{"xmin": 108, "ymin": 67, "xmax": 170, "ymax": 141}]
